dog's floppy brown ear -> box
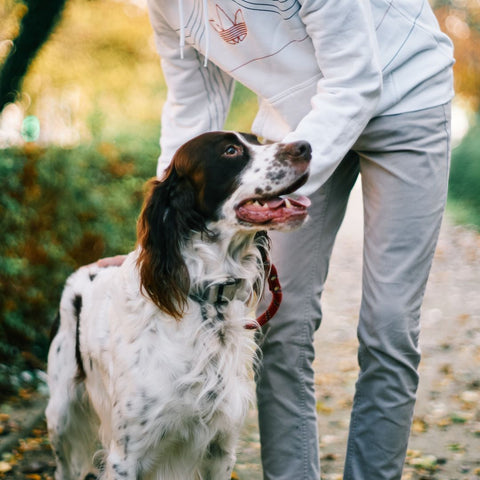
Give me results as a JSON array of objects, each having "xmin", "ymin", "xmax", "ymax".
[{"xmin": 136, "ymin": 170, "xmax": 206, "ymax": 319}]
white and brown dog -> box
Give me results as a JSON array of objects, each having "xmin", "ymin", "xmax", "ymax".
[{"xmin": 46, "ymin": 131, "xmax": 311, "ymax": 480}]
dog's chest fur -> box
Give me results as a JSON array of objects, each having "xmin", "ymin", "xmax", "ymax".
[{"xmin": 75, "ymin": 249, "xmax": 257, "ymax": 457}]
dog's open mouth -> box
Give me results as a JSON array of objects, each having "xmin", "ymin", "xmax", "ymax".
[
  {"xmin": 235, "ymin": 171, "xmax": 311, "ymax": 225},
  {"xmin": 236, "ymin": 189, "xmax": 311, "ymax": 224}
]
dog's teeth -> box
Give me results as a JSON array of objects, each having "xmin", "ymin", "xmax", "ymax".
[
  {"xmin": 253, "ymin": 201, "xmax": 262, "ymax": 207},
  {"xmin": 261, "ymin": 202, "xmax": 269, "ymax": 209},
  {"xmin": 284, "ymin": 198, "xmax": 292, "ymax": 209}
]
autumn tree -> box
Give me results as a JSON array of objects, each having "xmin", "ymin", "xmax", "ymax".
[{"xmin": 433, "ymin": 0, "xmax": 480, "ymax": 111}]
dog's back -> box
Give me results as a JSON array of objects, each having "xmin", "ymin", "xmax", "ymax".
[{"xmin": 47, "ymin": 265, "xmax": 106, "ymax": 480}]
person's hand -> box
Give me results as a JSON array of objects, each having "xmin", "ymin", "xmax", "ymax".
[
  {"xmin": 85, "ymin": 255, "xmax": 127, "ymax": 269},
  {"xmin": 97, "ymin": 255, "xmax": 127, "ymax": 268}
]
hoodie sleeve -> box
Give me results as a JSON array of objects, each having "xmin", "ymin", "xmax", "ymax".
[
  {"xmin": 283, "ymin": 0, "xmax": 383, "ymax": 196},
  {"xmin": 147, "ymin": 6, "xmax": 235, "ymax": 177}
]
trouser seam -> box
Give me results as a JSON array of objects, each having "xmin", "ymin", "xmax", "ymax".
[{"xmin": 441, "ymin": 102, "xmax": 451, "ymax": 185}]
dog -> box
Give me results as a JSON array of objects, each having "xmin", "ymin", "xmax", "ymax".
[{"xmin": 46, "ymin": 131, "xmax": 311, "ymax": 480}]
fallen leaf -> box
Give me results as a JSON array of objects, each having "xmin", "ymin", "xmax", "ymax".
[
  {"xmin": 471, "ymin": 422, "xmax": 480, "ymax": 437},
  {"xmin": 18, "ymin": 388, "xmax": 34, "ymax": 400},
  {"xmin": 321, "ymin": 453, "xmax": 339, "ymax": 461},
  {"xmin": 18, "ymin": 437, "xmax": 42, "ymax": 452},
  {"xmin": 448, "ymin": 442, "xmax": 465, "ymax": 453},
  {"xmin": 412, "ymin": 417, "xmax": 428, "ymax": 434},
  {"xmin": 460, "ymin": 390, "xmax": 480, "ymax": 403},
  {"xmin": 316, "ymin": 401, "xmax": 333, "ymax": 414},
  {"xmin": 457, "ymin": 313, "xmax": 471, "ymax": 322},
  {"xmin": 0, "ymin": 461, "xmax": 13, "ymax": 473},
  {"xmin": 439, "ymin": 363, "xmax": 453, "ymax": 375},
  {"xmin": 435, "ymin": 417, "xmax": 451, "ymax": 429},
  {"xmin": 408, "ymin": 454, "xmax": 438, "ymax": 472},
  {"xmin": 450, "ymin": 412, "xmax": 468, "ymax": 424}
]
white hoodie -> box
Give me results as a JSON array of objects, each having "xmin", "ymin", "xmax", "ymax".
[{"xmin": 147, "ymin": 0, "xmax": 454, "ymax": 195}]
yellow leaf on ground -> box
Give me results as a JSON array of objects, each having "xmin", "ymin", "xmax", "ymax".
[
  {"xmin": 412, "ymin": 417, "xmax": 428, "ymax": 434},
  {"xmin": 0, "ymin": 461, "xmax": 13, "ymax": 473}
]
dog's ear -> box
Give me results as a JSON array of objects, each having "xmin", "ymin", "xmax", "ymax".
[{"xmin": 136, "ymin": 170, "xmax": 206, "ymax": 319}]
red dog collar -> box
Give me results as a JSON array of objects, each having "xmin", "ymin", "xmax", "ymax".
[{"xmin": 245, "ymin": 263, "xmax": 282, "ymax": 330}]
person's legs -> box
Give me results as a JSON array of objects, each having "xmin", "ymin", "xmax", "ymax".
[
  {"xmin": 256, "ymin": 151, "xmax": 360, "ymax": 480},
  {"xmin": 344, "ymin": 103, "xmax": 451, "ymax": 480}
]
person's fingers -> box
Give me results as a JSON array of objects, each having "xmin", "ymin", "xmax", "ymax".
[{"xmin": 96, "ymin": 254, "xmax": 128, "ymax": 268}]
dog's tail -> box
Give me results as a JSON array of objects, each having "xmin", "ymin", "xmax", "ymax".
[{"xmin": 0, "ymin": 0, "xmax": 67, "ymax": 113}]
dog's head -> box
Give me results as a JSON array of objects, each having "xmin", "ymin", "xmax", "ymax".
[
  {"xmin": 169, "ymin": 131, "xmax": 311, "ymax": 229},
  {"xmin": 136, "ymin": 131, "xmax": 311, "ymax": 318}
]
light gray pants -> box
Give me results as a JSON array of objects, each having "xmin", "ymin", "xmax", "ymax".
[{"xmin": 256, "ymin": 103, "xmax": 452, "ymax": 480}]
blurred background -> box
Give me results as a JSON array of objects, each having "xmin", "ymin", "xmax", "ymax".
[{"xmin": 0, "ymin": 0, "xmax": 479, "ymax": 399}]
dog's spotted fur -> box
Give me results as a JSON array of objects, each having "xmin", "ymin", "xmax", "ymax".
[{"xmin": 46, "ymin": 131, "xmax": 311, "ymax": 480}]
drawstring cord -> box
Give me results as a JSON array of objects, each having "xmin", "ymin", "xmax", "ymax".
[
  {"xmin": 178, "ymin": 0, "xmax": 210, "ymax": 66},
  {"xmin": 178, "ymin": 0, "xmax": 185, "ymax": 59},
  {"xmin": 202, "ymin": 0, "xmax": 210, "ymax": 66}
]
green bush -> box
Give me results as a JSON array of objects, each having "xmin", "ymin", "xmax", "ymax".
[
  {"xmin": 0, "ymin": 138, "xmax": 158, "ymax": 397},
  {"xmin": 448, "ymin": 116, "xmax": 480, "ymax": 229}
]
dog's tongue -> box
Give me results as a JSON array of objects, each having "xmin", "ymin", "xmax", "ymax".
[{"xmin": 236, "ymin": 195, "xmax": 311, "ymax": 224}]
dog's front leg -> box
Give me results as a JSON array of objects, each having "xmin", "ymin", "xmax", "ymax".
[
  {"xmin": 103, "ymin": 448, "xmax": 138, "ymax": 480},
  {"xmin": 199, "ymin": 435, "xmax": 237, "ymax": 480}
]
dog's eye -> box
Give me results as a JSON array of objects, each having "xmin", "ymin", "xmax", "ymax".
[{"xmin": 223, "ymin": 145, "xmax": 241, "ymax": 157}]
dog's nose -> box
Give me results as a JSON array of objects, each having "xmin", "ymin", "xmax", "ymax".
[{"xmin": 283, "ymin": 141, "xmax": 312, "ymax": 161}]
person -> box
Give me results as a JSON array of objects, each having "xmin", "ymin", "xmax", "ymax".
[{"xmin": 144, "ymin": 1, "xmax": 454, "ymax": 479}]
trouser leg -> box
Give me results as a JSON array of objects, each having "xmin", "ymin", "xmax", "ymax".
[
  {"xmin": 344, "ymin": 103, "xmax": 451, "ymax": 480},
  {"xmin": 256, "ymin": 151, "xmax": 359, "ymax": 480}
]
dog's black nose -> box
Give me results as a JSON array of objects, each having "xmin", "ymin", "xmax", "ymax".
[{"xmin": 283, "ymin": 141, "xmax": 312, "ymax": 161}]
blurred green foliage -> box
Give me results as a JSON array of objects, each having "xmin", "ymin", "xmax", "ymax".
[
  {"xmin": 448, "ymin": 116, "xmax": 480, "ymax": 229},
  {"xmin": 0, "ymin": 135, "xmax": 158, "ymax": 397}
]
